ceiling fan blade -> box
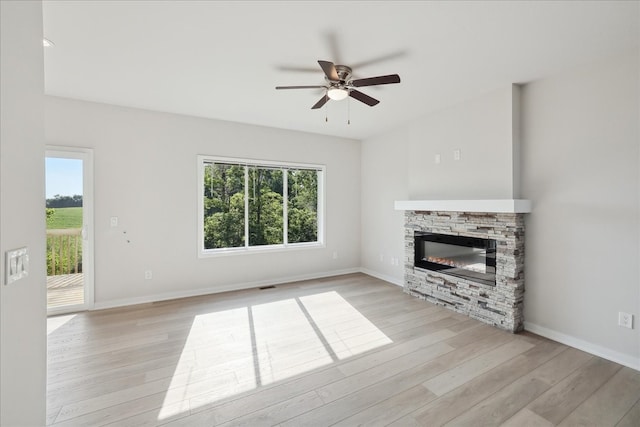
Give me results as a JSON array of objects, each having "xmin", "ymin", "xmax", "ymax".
[
  {"xmin": 350, "ymin": 51, "xmax": 407, "ymax": 69},
  {"xmin": 318, "ymin": 60, "xmax": 339, "ymax": 81},
  {"xmin": 276, "ymin": 65, "xmax": 320, "ymax": 73},
  {"xmin": 325, "ymin": 32, "xmax": 343, "ymax": 65},
  {"xmin": 349, "ymin": 90, "xmax": 379, "ymax": 107},
  {"xmin": 311, "ymin": 95, "xmax": 329, "ymax": 109},
  {"xmin": 276, "ymin": 85, "xmax": 326, "ymax": 90},
  {"xmin": 351, "ymin": 74, "xmax": 401, "ymax": 87}
]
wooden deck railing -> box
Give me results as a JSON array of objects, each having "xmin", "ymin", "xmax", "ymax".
[{"xmin": 47, "ymin": 228, "xmax": 82, "ymax": 275}]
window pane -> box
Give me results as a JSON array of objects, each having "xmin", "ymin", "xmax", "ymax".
[
  {"xmin": 287, "ymin": 169, "xmax": 318, "ymax": 243},
  {"xmin": 248, "ymin": 167, "xmax": 283, "ymax": 246},
  {"xmin": 203, "ymin": 163, "xmax": 245, "ymax": 249}
]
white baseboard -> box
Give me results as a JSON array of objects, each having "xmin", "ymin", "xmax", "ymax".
[
  {"xmin": 359, "ymin": 268, "xmax": 403, "ymax": 287},
  {"xmin": 524, "ymin": 321, "xmax": 640, "ymax": 372},
  {"xmin": 92, "ymin": 267, "xmax": 361, "ymax": 311}
]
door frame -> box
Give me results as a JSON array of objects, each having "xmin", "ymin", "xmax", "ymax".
[{"xmin": 46, "ymin": 146, "xmax": 94, "ymax": 314}]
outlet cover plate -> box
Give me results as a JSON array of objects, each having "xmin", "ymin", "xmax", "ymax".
[{"xmin": 619, "ymin": 312, "xmax": 633, "ymax": 329}]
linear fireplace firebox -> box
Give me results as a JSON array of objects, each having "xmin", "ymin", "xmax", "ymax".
[{"xmin": 414, "ymin": 232, "xmax": 497, "ymax": 286}]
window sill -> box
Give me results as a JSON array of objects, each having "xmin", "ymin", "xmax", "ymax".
[{"xmin": 199, "ymin": 242, "xmax": 325, "ymax": 258}]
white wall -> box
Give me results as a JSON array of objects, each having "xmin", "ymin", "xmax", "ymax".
[
  {"xmin": 408, "ymin": 85, "xmax": 519, "ymax": 200},
  {"xmin": 45, "ymin": 97, "xmax": 361, "ymax": 308},
  {"xmin": 360, "ymin": 52, "xmax": 640, "ymax": 369},
  {"xmin": 360, "ymin": 127, "xmax": 408, "ymax": 284},
  {"xmin": 520, "ymin": 51, "xmax": 639, "ymax": 368},
  {"xmin": 0, "ymin": 1, "xmax": 47, "ymax": 425},
  {"xmin": 360, "ymin": 85, "xmax": 519, "ymax": 281}
]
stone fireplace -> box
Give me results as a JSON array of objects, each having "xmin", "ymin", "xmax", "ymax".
[{"xmin": 395, "ymin": 200, "xmax": 531, "ymax": 333}]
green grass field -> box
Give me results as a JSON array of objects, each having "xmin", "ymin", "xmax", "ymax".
[{"xmin": 47, "ymin": 207, "xmax": 83, "ymax": 229}]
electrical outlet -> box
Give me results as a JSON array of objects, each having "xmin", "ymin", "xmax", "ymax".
[
  {"xmin": 110, "ymin": 216, "xmax": 118, "ymax": 227},
  {"xmin": 144, "ymin": 270, "xmax": 152, "ymax": 280},
  {"xmin": 619, "ymin": 312, "xmax": 633, "ymax": 329},
  {"xmin": 453, "ymin": 149, "xmax": 461, "ymax": 161}
]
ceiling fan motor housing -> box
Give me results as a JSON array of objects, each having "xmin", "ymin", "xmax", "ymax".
[{"xmin": 332, "ymin": 65, "xmax": 353, "ymax": 84}]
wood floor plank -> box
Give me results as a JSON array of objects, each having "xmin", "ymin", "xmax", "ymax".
[
  {"xmin": 500, "ymin": 408, "xmax": 554, "ymax": 427},
  {"xmin": 410, "ymin": 338, "xmax": 568, "ymax": 427},
  {"xmin": 279, "ymin": 359, "xmax": 440, "ymax": 426},
  {"xmin": 331, "ymin": 384, "xmax": 435, "ymax": 427},
  {"xmin": 616, "ymin": 398, "xmax": 640, "ymax": 427},
  {"xmin": 316, "ymin": 340, "xmax": 453, "ymax": 403},
  {"xmin": 103, "ymin": 400, "xmax": 191, "ymax": 427},
  {"xmin": 437, "ymin": 345, "xmax": 585, "ymax": 426},
  {"xmin": 184, "ymin": 366, "xmax": 345, "ymax": 425},
  {"xmin": 279, "ymin": 331, "xmax": 516, "ymax": 426},
  {"xmin": 48, "ymin": 351, "xmax": 193, "ymax": 395},
  {"xmin": 51, "ymin": 391, "xmax": 190, "ymax": 427},
  {"xmin": 45, "ymin": 273, "xmax": 635, "ymax": 427},
  {"xmin": 54, "ymin": 370, "xmax": 238, "ymax": 423},
  {"xmin": 218, "ymin": 390, "xmax": 325, "ymax": 426},
  {"xmin": 387, "ymin": 413, "xmax": 424, "ymax": 427},
  {"xmin": 335, "ymin": 329, "xmax": 456, "ymax": 377},
  {"xmin": 526, "ymin": 356, "xmax": 622, "ymax": 425},
  {"xmin": 442, "ymin": 322, "xmax": 500, "ymax": 348},
  {"xmin": 46, "ymin": 406, "xmax": 61, "ymax": 426},
  {"xmin": 422, "ymin": 338, "xmax": 535, "ymax": 396},
  {"xmin": 558, "ymin": 366, "xmax": 640, "ymax": 427},
  {"xmin": 442, "ymin": 344, "xmax": 593, "ymax": 425}
]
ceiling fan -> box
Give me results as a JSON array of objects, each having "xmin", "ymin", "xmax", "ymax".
[{"xmin": 276, "ymin": 60, "xmax": 401, "ymax": 109}]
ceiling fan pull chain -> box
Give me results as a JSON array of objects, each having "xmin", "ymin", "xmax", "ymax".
[
  {"xmin": 348, "ymin": 96, "xmax": 351, "ymax": 125},
  {"xmin": 325, "ymin": 97, "xmax": 328, "ymax": 122}
]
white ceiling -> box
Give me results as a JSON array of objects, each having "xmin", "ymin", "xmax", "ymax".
[{"xmin": 42, "ymin": 1, "xmax": 639, "ymax": 140}]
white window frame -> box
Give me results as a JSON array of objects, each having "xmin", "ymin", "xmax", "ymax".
[{"xmin": 197, "ymin": 155, "xmax": 325, "ymax": 257}]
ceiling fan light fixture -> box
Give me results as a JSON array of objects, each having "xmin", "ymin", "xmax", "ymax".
[
  {"xmin": 327, "ymin": 87, "xmax": 349, "ymax": 101},
  {"xmin": 276, "ymin": 59, "xmax": 399, "ymax": 109}
]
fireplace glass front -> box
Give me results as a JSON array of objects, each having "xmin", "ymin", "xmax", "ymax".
[{"xmin": 414, "ymin": 232, "xmax": 496, "ymax": 286}]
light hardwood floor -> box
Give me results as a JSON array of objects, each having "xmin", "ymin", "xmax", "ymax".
[{"xmin": 46, "ymin": 273, "xmax": 640, "ymax": 426}]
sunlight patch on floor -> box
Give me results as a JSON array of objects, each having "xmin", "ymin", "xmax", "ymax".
[
  {"xmin": 158, "ymin": 291, "xmax": 392, "ymax": 420},
  {"xmin": 252, "ymin": 297, "xmax": 334, "ymax": 385},
  {"xmin": 157, "ymin": 306, "xmax": 256, "ymax": 420},
  {"xmin": 47, "ymin": 314, "xmax": 77, "ymax": 335},
  {"xmin": 300, "ymin": 291, "xmax": 393, "ymax": 359}
]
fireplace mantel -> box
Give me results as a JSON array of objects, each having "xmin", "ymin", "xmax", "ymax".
[{"xmin": 394, "ymin": 199, "xmax": 532, "ymax": 213}]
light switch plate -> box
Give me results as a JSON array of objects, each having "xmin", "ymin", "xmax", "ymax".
[{"xmin": 5, "ymin": 247, "xmax": 29, "ymax": 285}]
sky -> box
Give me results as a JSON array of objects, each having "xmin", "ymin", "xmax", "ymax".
[{"xmin": 45, "ymin": 157, "xmax": 83, "ymax": 199}]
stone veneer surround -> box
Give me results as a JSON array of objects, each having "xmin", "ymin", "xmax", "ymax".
[{"xmin": 404, "ymin": 210, "xmax": 525, "ymax": 332}]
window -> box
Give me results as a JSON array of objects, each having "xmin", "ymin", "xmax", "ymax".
[{"xmin": 199, "ymin": 156, "xmax": 324, "ymax": 255}]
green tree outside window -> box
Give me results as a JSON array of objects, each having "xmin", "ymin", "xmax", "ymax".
[{"xmin": 202, "ymin": 161, "xmax": 319, "ymax": 250}]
